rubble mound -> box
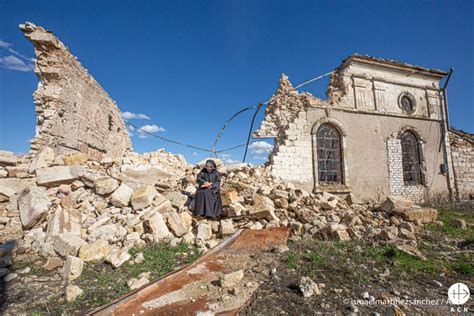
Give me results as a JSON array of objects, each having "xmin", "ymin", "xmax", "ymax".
[{"xmin": 0, "ymin": 148, "xmax": 437, "ymax": 281}]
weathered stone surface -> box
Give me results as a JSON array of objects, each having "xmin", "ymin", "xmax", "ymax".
[
  {"xmin": 94, "ymin": 177, "xmax": 119, "ymax": 195},
  {"xmin": 87, "ymin": 224, "xmax": 119, "ymax": 242},
  {"xmin": 110, "ymin": 183, "xmax": 133, "ymax": 207},
  {"xmin": 392, "ymin": 207, "xmax": 437, "ymax": 223},
  {"xmin": 249, "ymin": 194, "xmax": 274, "ymax": 213},
  {"xmin": 64, "ymin": 153, "xmax": 89, "ymax": 166},
  {"xmin": 145, "ymin": 213, "xmax": 171, "ymax": 240},
  {"xmin": 380, "ymin": 196, "xmax": 413, "ymax": 213},
  {"xmin": 79, "ymin": 240, "xmax": 110, "ymax": 262},
  {"xmin": 54, "ymin": 233, "xmax": 86, "ymax": 257},
  {"xmin": 345, "ymin": 193, "xmax": 361, "ymax": 205},
  {"xmin": 299, "ymin": 276, "xmax": 321, "ymax": 297},
  {"xmin": 153, "ymin": 195, "xmax": 173, "ymax": 213},
  {"xmin": 167, "ymin": 211, "xmax": 187, "ymax": 237},
  {"xmin": 228, "ymin": 202, "xmax": 245, "ymax": 217},
  {"xmin": 6, "ymin": 164, "xmax": 28, "ymax": 177},
  {"xmin": 221, "ymin": 191, "xmax": 238, "ymax": 206},
  {"xmin": 164, "ymin": 191, "xmax": 188, "ymax": 209},
  {"xmin": 61, "ymin": 256, "xmax": 83, "ymax": 280},
  {"xmin": 36, "ymin": 166, "xmax": 84, "ymax": 186},
  {"xmin": 399, "ymin": 228, "xmax": 416, "ymax": 240},
  {"xmin": 0, "ymin": 151, "xmax": 17, "ymax": 166},
  {"xmin": 20, "ymin": 22, "xmax": 131, "ymax": 159},
  {"xmin": 220, "ymin": 270, "xmax": 244, "ymax": 287},
  {"xmin": 43, "ymin": 257, "xmax": 64, "ymax": 270},
  {"xmin": 29, "ymin": 147, "xmax": 55, "ymax": 173},
  {"xmin": 0, "ymin": 178, "xmax": 35, "ymax": 194},
  {"xmin": 105, "ymin": 248, "xmax": 131, "ymax": 268},
  {"xmin": 179, "ymin": 211, "xmax": 193, "ymax": 231},
  {"xmin": 65, "ymin": 284, "xmax": 83, "ymax": 302},
  {"xmin": 131, "ymin": 186, "xmax": 157, "ymax": 210},
  {"xmin": 321, "ymin": 199, "xmax": 338, "ymax": 210},
  {"xmin": 333, "ymin": 229, "xmax": 351, "ymax": 241},
  {"xmin": 396, "ymin": 244, "xmax": 426, "ymax": 260},
  {"xmin": 197, "ymin": 223, "xmax": 212, "ymax": 240},
  {"xmin": 451, "ymin": 218, "xmax": 467, "ymax": 229},
  {"xmin": 380, "ymin": 227, "xmax": 399, "ymax": 240},
  {"xmin": 0, "ymin": 185, "xmax": 15, "ymax": 203},
  {"xmin": 18, "ymin": 186, "xmax": 51, "ymax": 229},
  {"xmin": 124, "ymin": 232, "xmax": 142, "ymax": 247},
  {"xmin": 220, "ymin": 219, "xmax": 235, "ymax": 236},
  {"xmin": 127, "ymin": 272, "xmax": 150, "ymax": 290}
]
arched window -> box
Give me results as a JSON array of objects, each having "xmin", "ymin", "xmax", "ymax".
[
  {"xmin": 401, "ymin": 131, "xmax": 422, "ymax": 185},
  {"xmin": 317, "ymin": 124, "xmax": 343, "ymax": 184}
]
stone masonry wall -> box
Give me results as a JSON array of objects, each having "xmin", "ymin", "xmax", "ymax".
[
  {"xmin": 20, "ymin": 22, "xmax": 132, "ymax": 160},
  {"xmin": 269, "ymin": 111, "xmax": 313, "ymax": 182},
  {"xmin": 386, "ymin": 138, "xmax": 424, "ymax": 202},
  {"xmin": 449, "ymin": 130, "xmax": 474, "ymax": 201},
  {"xmin": 253, "ymin": 74, "xmax": 322, "ymax": 183}
]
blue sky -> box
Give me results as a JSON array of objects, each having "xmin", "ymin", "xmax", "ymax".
[{"xmin": 0, "ymin": 0, "xmax": 472, "ymax": 165}]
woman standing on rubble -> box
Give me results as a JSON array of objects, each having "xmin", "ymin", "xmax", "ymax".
[{"xmin": 194, "ymin": 159, "xmax": 223, "ymax": 218}]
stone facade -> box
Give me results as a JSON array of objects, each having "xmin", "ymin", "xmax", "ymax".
[
  {"xmin": 253, "ymin": 54, "xmax": 466, "ymax": 202},
  {"xmin": 449, "ymin": 128, "xmax": 474, "ymax": 201},
  {"xmin": 20, "ymin": 22, "xmax": 131, "ymax": 160}
]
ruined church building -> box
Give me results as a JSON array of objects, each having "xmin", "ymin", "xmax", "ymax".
[{"xmin": 254, "ymin": 55, "xmax": 473, "ymax": 203}]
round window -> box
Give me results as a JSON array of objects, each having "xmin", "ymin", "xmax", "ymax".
[{"xmin": 399, "ymin": 93, "xmax": 416, "ymax": 114}]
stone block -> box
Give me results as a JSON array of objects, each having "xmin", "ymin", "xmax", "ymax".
[
  {"xmin": 54, "ymin": 232, "xmax": 86, "ymax": 257},
  {"xmin": 61, "ymin": 256, "xmax": 83, "ymax": 280},
  {"xmin": 36, "ymin": 166, "xmax": 84, "ymax": 186},
  {"xmin": 167, "ymin": 211, "xmax": 188, "ymax": 237},
  {"xmin": 131, "ymin": 186, "xmax": 157, "ymax": 210},
  {"xmin": 145, "ymin": 213, "xmax": 171, "ymax": 240},
  {"xmin": 221, "ymin": 191, "xmax": 238, "ymax": 206},
  {"xmin": 63, "ymin": 153, "xmax": 89, "ymax": 166},
  {"xmin": 94, "ymin": 177, "xmax": 119, "ymax": 195},
  {"xmin": 78, "ymin": 240, "xmax": 110, "ymax": 262},
  {"xmin": 110, "ymin": 183, "xmax": 133, "ymax": 207},
  {"xmin": 18, "ymin": 186, "xmax": 51, "ymax": 229}
]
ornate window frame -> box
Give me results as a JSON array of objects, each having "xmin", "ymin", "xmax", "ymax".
[
  {"xmin": 398, "ymin": 92, "xmax": 416, "ymax": 115},
  {"xmin": 311, "ymin": 118, "xmax": 350, "ymax": 192}
]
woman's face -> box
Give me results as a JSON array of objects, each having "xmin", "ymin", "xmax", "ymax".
[{"xmin": 205, "ymin": 164, "xmax": 213, "ymax": 172}]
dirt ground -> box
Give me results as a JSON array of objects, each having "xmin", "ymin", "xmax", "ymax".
[
  {"xmin": 243, "ymin": 208, "xmax": 473, "ymax": 315},
  {"xmin": 1, "ymin": 208, "xmax": 472, "ymax": 315}
]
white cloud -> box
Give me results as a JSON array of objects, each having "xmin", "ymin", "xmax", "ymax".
[
  {"xmin": 248, "ymin": 141, "xmax": 273, "ymax": 155},
  {"xmin": 0, "ymin": 55, "xmax": 34, "ymax": 72},
  {"xmin": 253, "ymin": 155, "xmax": 268, "ymax": 161},
  {"xmin": 0, "ymin": 40, "xmax": 34, "ymax": 71},
  {"xmin": 125, "ymin": 125, "xmax": 135, "ymax": 136},
  {"xmin": 0, "ymin": 40, "xmax": 12, "ymax": 49},
  {"xmin": 121, "ymin": 111, "xmax": 151, "ymax": 120},
  {"xmin": 137, "ymin": 124, "xmax": 165, "ymax": 138},
  {"xmin": 192, "ymin": 152, "xmax": 198, "ymax": 156},
  {"xmin": 223, "ymin": 158, "xmax": 240, "ymax": 165},
  {"xmin": 218, "ymin": 153, "xmax": 241, "ymax": 165}
]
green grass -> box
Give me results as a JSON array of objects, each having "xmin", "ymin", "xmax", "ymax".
[
  {"xmin": 54, "ymin": 241, "xmax": 201, "ymax": 315},
  {"xmin": 426, "ymin": 208, "xmax": 473, "ymax": 240},
  {"xmin": 449, "ymin": 254, "xmax": 474, "ymax": 275},
  {"xmin": 285, "ymin": 240, "xmax": 446, "ymax": 279}
]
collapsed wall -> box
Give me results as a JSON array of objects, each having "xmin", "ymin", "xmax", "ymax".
[
  {"xmin": 449, "ymin": 128, "xmax": 474, "ymax": 201},
  {"xmin": 252, "ymin": 74, "xmax": 326, "ymax": 184},
  {"xmin": 20, "ymin": 22, "xmax": 132, "ymax": 160}
]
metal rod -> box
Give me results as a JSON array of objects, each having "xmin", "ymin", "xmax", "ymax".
[{"xmin": 243, "ymin": 103, "xmax": 262, "ymax": 162}]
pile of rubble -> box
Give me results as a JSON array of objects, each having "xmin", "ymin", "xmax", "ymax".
[{"xmin": 0, "ymin": 147, "xmax": 438, "ymax": 283}]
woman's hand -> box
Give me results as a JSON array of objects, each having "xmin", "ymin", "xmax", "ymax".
[{"xmin": 201, "ymin": 181, "xmax": 212, "ymax": 188}]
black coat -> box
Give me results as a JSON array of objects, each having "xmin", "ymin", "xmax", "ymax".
[{"xmin": 194, "ymin": 169, "xmax": 223, "ymax": 218}]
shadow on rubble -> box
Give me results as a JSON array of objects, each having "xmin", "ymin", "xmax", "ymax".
[{"xmin": 0, "ymin": 240, "xmax": 18, "ymax": 312}]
